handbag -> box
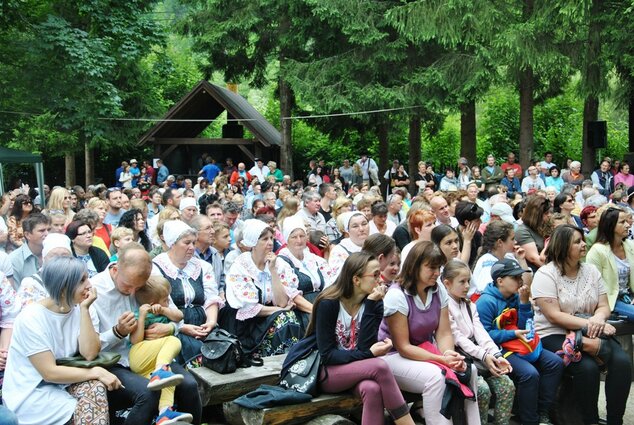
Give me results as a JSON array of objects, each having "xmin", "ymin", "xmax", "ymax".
[
  {"xmin": 201, "ymin": 328, "xmax": 245, "ymax": 374},
  {"xmin": 56, "ymin": 351, "xmax": 121, "ymax": 368},
  {"xmin": 279, "ymin": 348, "xmax": 321, "ymax": 397}
]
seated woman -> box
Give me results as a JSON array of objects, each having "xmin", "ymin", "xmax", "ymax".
[
  {"xmin": 534, "ymin": 225, "xmax": 631, "ymax": 425},
  {"xmin": 224, "ymin": 219, "xmax": 302, "ymax": 360},
  {"xmin": 307, "ymin": 252, "xmax": 415, "ymax": 425},
  {"xmin": 276, "ymin": 216, "xmax": 335, "ymax": 331},
  {"xmin": 119, "ymin": 208, "xmax": 152, "ymax": 252},
  {"xmin": 329, "ymin": 211, "xmax": 370, "ymax": 279},
  {"xmin": 65, "ymin": 220, "xmax": 110, "ymax": 278},
  {"xmin": 586, "ymin": 207, "xmax": 634, "ymax": 321},
  {"xmin": 2, "ymin": 256, "xmax": 120, "ymax": 424},
  {"xmin": 152, "ymin": 220, "xmax": 224, "ymax": 365},
  {"xmin": 379, "ymin": 241, "xmax": 480, "ymax": 425},
  {"xmin": 399, "ymin": 209, "xmax": 436, "ymax": 265}
]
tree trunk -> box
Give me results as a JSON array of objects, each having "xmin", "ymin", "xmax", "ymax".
[
  {"xmin": 582, "ymin": 0, "xmax": 601, "ymax": 175},
  {"xmin": 582, "ymin": 97, "xmax": 599, "ymax": 175},
  {"xmin": 519, "ymin": 66, "xmax": 534, "ymax": 172},
  {"xmin": 377, "ymin": 122, "xmax": 389, "ymax": 194},
  {"xmin": 84, "ymin": 137, "xmax": 94, "ymax": 187},
  {"xmin": 460, "ymin": 100, "xmax": 477, "ymax": 165},
  {"xmin": 629, "ymin": 89, "xmax": 634, "ymax": 152},
  {"xmin": 408, "ymin": 115, "xmax": 422, "ymax": 195},
  {"xmin": 65, "ymin": 153, "xmax": 76, "ymax": 187},
  {"xmin": 279, "ymin": 76, "xmax": 294, "ymax": 181}
]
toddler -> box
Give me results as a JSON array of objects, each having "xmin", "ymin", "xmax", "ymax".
[
  {"xmin": 130, "ymin": 276, "xmax": 191, "ymax": 424},
  {"xmin": 109, "ymin": 227, "xmax": 134, "ymax": 262}
]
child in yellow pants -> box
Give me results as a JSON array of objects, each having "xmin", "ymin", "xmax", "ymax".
[{"xmin": 130, "ymin": 276, "xmax": 192, "ymax": 425}]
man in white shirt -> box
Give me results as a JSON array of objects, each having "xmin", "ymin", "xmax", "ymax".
[
  {"xmin": 248, "ymin": 158, "xmax": 270, "ymax": 182},
  {"xmin": 430, "ymin": 195, "xmax": 459, "ymax": 228},
  {"xmin": 89, "ymin": 243, "xmax": 201, "ymax": 424},
  {"xmin": 356, "ymin": 153, "xmax": 379, "ymax": 186}
]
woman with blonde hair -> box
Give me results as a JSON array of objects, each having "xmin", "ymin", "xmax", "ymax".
[
  {"xmin": 325, "ymin": 197, "xmax": 353, "ymax": 243},
  {"xmin": 45, "ymin": 187, "xmax": 75, "ymax": 226},
  {"xmin": 276, "ymin": 197, "xmax": 300, "ymax": 233},
  {"xmin": 87, "ymin": 197, "xmax": 112, "ymax": 250}
]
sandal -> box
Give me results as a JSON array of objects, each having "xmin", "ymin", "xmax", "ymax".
[{"xmin": 249, "ymin": 352, "xmax": 264, "ymax": 367}]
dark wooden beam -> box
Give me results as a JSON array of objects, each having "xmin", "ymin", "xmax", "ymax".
[
  {"xmin": 152, "ymin": 138, "xmax": 256, "ymax": 145},
  {"xmin": 162, "ymin": 144, "xmax": 179, "ymax": 158},
  {"xmin": 237, "ymin": 145, "xmax": 255, "ymax": 161}
]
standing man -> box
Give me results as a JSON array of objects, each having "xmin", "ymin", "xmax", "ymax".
[
  {"xmin": 318, "ymin": 183, "xmax": 337, "ymax": 223},
  {"xmin": 339, "ymin": 159, "xmax": 354, "ymax": 188},
  {"xmin": 103, "ymin": 188, "xmax": 126, "ymax": 227},
  {"xmin": 501, "ymin": 152, "xmax": 523, "ymax": 177},
  {"xmin": 199, "ymin": 157, "xmax": 221, "ymax": 183},
  {"xmin": 223, "ymin": 157, "xmax": 237, "ymax": 176},
  {"xmin": 230, "ymin": 163, "xmax": 252, "ymax": 185},
  {"xmin": 383, "ymin": 159, "xmax": 401, "ymax": 198},
  {"xmin": 156, "ymin": 159, "xmax": 169, "ymax": 186},
  {"xmin": 356, "ymin": 153, "xmax": 379, "ymax": 186},
  {"xmin": 249, "ymin": 158, "xmax": 270, "ymax": 183},
  {"xmin": 143, "ymin": 159, "xmax": 155, "ymax": 185},
  {"xmin": 89, "ymin": 243, "xmax": 202, "ymax": 425},
  {"xmin": 9, "ymin": 213, "xmax": 50, "ymax": 286},
  {"xmin": 129, "ymin": 159, "xmax": 141, "ymax": 188}
]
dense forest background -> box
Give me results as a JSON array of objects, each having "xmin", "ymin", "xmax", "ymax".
[{"xmin": 1, "ymin": 0, "xmax": 633, "ymax": 187}]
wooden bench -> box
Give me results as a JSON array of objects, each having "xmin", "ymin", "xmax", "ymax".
[
  {"xmin": 613, "ymin": 320, "xmax": 634, "ymax": 381},
  {"xmin": 190, "ymin": 354, "xmax": 286, "ymax": 406},
  {"xmin": 223, "ymin": 393, "xmax": 362, "ymax": 425}
]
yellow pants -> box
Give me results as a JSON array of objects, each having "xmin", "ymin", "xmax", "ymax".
[{"xmin": 129, "ymin": 336, "xmax": 182, "ymax": 410}]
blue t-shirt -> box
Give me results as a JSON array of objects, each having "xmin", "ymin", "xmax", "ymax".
[{"xmin": 202, "ymin": 163, "xmax": 221, "ymax": 182}]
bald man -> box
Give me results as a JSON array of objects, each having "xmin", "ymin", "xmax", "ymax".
[
  {"xmin": 430, "ymin": 195, "xmax": 459, "ymax": 228},
  {"xmin": 90, "ymin": 243, "xmax": 201, "ymax": 424}
]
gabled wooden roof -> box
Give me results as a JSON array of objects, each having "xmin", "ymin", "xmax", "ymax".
[{"xmin": 137, "ymin": 80, "xmax": 281, "ymax": 146}]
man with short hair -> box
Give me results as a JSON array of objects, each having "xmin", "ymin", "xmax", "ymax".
[
  {"xmin": 143, "ymin": 159, "xmax": 155, "ymax": 185},
  {"xmin": 540, "ymin": 151, "xmax": 556, "ymax": 172},
  {"xmin": 591, "ymin": 160, "xmax": 613, "ymax": 196},
  {"xmin": 104, "ymin": 188, "xmax": 126, "ymax": 227},
  {"xmin": 430, "ymin": 195, "xmax": 459, "ymax": 228},
  {"xmin": 206, "ymin": 203, "xmax": 224, "ymax": 222},
  {"xmin": 369, "ymin": 201, "xmax": 396, "ymax": 236},
  {"xmin": 482, "ymin": 155, "xmax": 504, "ymax": 191},
  {"xmin": 162, "ymin": 188, "xmax": 182, "ymax": 210},
  {"xmin": 356, "ymin": 153, "xmax": 379, "ymax": 186},
  {"xmin": 295, "ymin": 192, "xmax": 326, "ymax": 232},
  {"xmin": 223, "ymin": 158, "xmax": 237, "ymax": 176},
  {"xmin": 9, "ymin": 213, "xmax": 50, "ymax": 286},
  {"xmin": 386, "ymin": 194, "xmax": 404, "ymax": 226},
  {"xmin": 318, "ymin": 183, "xmax": 336, "ymax": 223},
  {"xmin": 90, "ymin": 243, "xmax": 201, "ymax": 425},
  {"xmin": 222, "ymin": 202, "xmax": 243, "ymax": 244},
  {"xmin": 156, "ymin": 159, "xmax": 169, "ymax": 186},
  {"xmin": 501, "ymin": 152, "xmax": 523, "ymax": 177},
  {"xmin": 199, "ymin": 157, "xmax": 221, "ymax": 183},
  {"xmin": 129, "ymin": 159, "xmax": 141, "ymax": 187},
  {"xmin": 249, "ymin": 158, "xmax": 270, "ymax": 182}
]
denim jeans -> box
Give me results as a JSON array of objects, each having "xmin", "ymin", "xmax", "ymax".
[
  {"xmin": 0, "ymin": 406, "xmax": 18, "ymax": 425},
  {"xmin": 108, "ymin": 363, "xmax": 202, "ymax": 425},
  {"xmin": 613, "ymin": 300, "xmax": 634, "ymax": 322},
  {"xmin": 507, "ymin": 349, "xmax": 564, "ymax": 425}
]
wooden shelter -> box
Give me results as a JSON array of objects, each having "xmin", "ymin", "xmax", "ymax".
[{"xmin": 138, "ymin": 81, "xmax": 280, "ymax": 174}]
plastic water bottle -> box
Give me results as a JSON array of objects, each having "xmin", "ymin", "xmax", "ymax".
[{"xmin": 525, "ymin": 318, "xmax": 535, "ymax": 341}]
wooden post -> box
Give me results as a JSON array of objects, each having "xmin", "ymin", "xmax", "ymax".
[{"xmin": 65, "ymin": 153, "xmax": 76, "ymax": 187}]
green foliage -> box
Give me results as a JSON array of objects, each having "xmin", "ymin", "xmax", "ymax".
[
  {"xmin": 478, "ymin": 87, "xmax": 520, "ymax": 161},
  {"xmin": 422, "ymin": 114, "xmax": 461, "ymax": 169}
]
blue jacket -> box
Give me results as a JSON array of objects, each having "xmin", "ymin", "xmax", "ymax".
[{"xmin": 475, "ymin": 282, "xmax": 533, "ymax": 345}]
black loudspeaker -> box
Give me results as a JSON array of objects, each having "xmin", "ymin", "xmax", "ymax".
[
  {"xmin": 587, "ymin": 121, "xmax": 607, "ymax": 149},
  {"xmin": 222, "ymin": 124, "xmax": 244, "ymax": 139}
]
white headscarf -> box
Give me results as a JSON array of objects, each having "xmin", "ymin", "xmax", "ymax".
[
  {"xmin": 282, "ymin": 216, "xmax": 307, "ymax": 242},
  {"xmin": 179, "ymin": 197, "xmax": 197, "ymax": 211},
  {"xmin": 42, "ymin": 233, "xmax": 72, "ymax": 258},
  {"xmin": 241, "ymin": 219, "xmax": 271, "ymax": 248},
  {"xmin": 339, "ymin": 211, "xmax": 366, "ymax": 233},
  {"xmin": 163, "ymin": 220, "xmax": 194, "ymax": 248}
]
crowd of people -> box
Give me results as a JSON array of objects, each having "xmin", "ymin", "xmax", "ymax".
[{"xmin": 0, "ymin": 150, "xmax": 631, "ymax": 425}]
